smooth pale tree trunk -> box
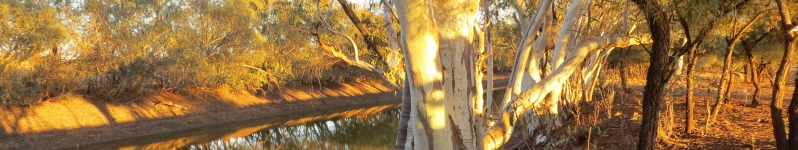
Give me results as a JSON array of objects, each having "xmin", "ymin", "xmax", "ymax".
[
  {"xmin": 771, "ymin": 0, "xmax": 797, "ymax": 149},
  {"xmin": 498, "ymin": 0, "xmax": 555, "ymax": 139},
  {"xmin": 521, "ymin": 3, "xmax": 560, "ymax": 135},
  {"xmin": 394, "ymin": 0, "xmax": 481, "ymax": 149},
  {"xmin": 502, "ymin": 0, "xmax": 552, "ymax": 109},
  {"xmin": 482, "ymin": 34, "xmax": 651, "ymax": 149},
  {"xmin": 512, "ymin": 0, "xmax": 532, "ymax": 36},
  {"xmin": 395, "ymin": 0, "xmax": 652, "ymax": 149},
  {"xmin": 383, "ymin": 1, "xmax": 413, "ymax": 149},
  {"xmin": 382, "ymin": 0, "xmax": 401, "ymax": 68},
  {"xmin": 544, "ymin": 0, "xmax": 587, "ymax": 127},
  {"xmin": 484, "ymin": 0, "xmax": 496, "ymax": 123},
  {"xmin": 551, "ymin": 0, "xmax": 585, "ymax": 70},
  {"xmin": 632, "ymin": 0, "xmax": 670, "ymax": 149}
]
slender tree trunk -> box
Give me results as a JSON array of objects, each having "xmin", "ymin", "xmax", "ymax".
[
  {"xmin": 709, "ymin": 13, "xmax": 762, "ymax": 127},
  {"xmin": 502, "ymin": 0, "xmax": 552, "ymax": 108},
  {"xmin": 685, "ymin": 46, "xmax": 696, "ymax": 134},
  {"xmin": 771, "ymin": 0, "xmax": 796, "ymax": 149},
  {"xmin": 381, "ymin": 0, "xmax": 401, "ymax": 68},
  {"xmin": 395, "ymin": 75, "xmax": 413, "ymax": 149},
  {"xmin": 739, "ymin": 28, "xmax": 771, "ymax": 107},
  {"xmin": 709, "ymin": 44, "xmax": 734, "ymax": 126},
  {"xmin": 484, "ymin": 0, "xmax": 496, "ymax": 123},
  {"xmin": 632, "ymin": 0, "xmax": 671, "ymax": 149},
  {"xmin": 620, "ymin": 48, "xmax": 631, "ymax": 92},
  {"xmin": 743, "ymin": 47, "xmax": 761, "ymax": 107}
]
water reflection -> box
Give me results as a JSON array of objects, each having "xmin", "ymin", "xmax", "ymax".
[
  {"xmin": 180, "ymin": 89, "xmax": 507, "ymax": 150},
  {"xmin": 183, "ymin": 108, "xmax": 400, "ymax": 150}
]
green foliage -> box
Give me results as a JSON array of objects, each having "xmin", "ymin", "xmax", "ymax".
[
  {"xmin": 0, "ymin": 0, "xmax": 391, "ymax": 105},
  {"xmin": 0, "ymin": 58, "xmax": 81, "ymax": 105},
  {"xmin": 490, "ymin": 19, "xmax": 520, "ymax": 71}
]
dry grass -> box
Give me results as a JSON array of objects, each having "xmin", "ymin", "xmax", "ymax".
[{"xmin": 531, "ymin": 64, "xmax": 795, "ymax": 150}]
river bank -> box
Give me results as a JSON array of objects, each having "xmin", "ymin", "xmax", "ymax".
[{"xmin": 0, "ymin": 73, "xmax": 510, "ymax": 149}]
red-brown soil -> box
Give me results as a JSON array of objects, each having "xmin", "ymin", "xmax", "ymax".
[
  {"xmin": 0, "ymin": 73, "xmax": 511, "ymax": 150},
  {"xmin": 0, "ymin": 80, "xmax": 400, "ymax": 149},
  {"xmin": 528, "ymin": 66, "xmax": 797, "ymax": 150}
]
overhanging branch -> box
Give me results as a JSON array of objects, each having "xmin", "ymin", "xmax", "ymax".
[{"xmin": 483, "ymin": 34, "xmax": 651, "ymax": 149}]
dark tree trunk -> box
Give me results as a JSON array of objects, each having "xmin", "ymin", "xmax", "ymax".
[
  {"xmin": 620, "ymin": 47, "xmax": 631, "ymax": 92},
  {"xmin": 742, "ymin": 35, "xmax": 766, "ymax": 107},
  {"xmin": 771, "ymin": 0, "xmax": 796, "ymax": 149},
  {"xmin": 395, "ymin": 77, "xmax": 412, "ymax": 149},
  {"xmin": 746, "ymin": 56, "xmax": 761, "ymax": 106},
  {"xmin": 632, "ymin": 0, "xmax": 671, "ymax": 149},
  {"xmin": 788, "ymin": 77, "xmax": 798, "ymax": 149}
]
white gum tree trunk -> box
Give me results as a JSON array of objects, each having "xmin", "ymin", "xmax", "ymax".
[
  {"xmin": 394, "ymin": 0, "xmax": 481, "ymax": 149},
  {"xmin": 483, "ymin": 34, "xmax": 652, "ymax": 149},
  {"xmin": 394, "ymin": 0, "xmax": 651, "ymax": 149},
  {"xmin": 501, "ymin": 0, "xmax": 552, "ymax": 112}
]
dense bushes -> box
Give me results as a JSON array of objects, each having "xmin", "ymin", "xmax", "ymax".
[
  {"xmin": 0, "ymin": 59, "xmax": 80, "ymax": 105},
  {"xmin": 0, "ymin": 48, "xmax": 378, "ymax": 105},
  {"xmin": 0, "ymin": 0, "xmax": 391, "ymax": 105}
]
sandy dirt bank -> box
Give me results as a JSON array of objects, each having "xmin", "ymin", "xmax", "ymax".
[{"xmin": 0, "ymin": 73, "xmax": 510, "ymax": 149}]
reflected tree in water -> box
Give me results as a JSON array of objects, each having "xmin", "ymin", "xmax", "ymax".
[{"xmin": 184, "ymin": 109, "xmax": 400, "ymax": 150}]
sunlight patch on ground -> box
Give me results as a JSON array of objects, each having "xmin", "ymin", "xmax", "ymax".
[{"xmin": 0, "ymin": 80, "xmax": 392, "ymax": 135}]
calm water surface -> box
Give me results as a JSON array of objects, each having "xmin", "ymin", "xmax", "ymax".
[
  {"xmin": 76, "ymin": 90, "xmax": 505, "ymax": 150},
  {"xmin": 182, "ymin": 108, "xmax": 400, "ymax": 150},
  {"xmin": 177, "ymin": 90, "xmax": 505, "ymax": 150}
]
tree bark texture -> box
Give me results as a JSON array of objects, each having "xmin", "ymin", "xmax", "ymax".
[
  {"xmin": 394, "ymin": 0, "xmax": 482, "ymax": 149},
  {"xmin": 685, "ymin": 46, "xmax": 696, "ymax": 134},
  {"xmin": 771, "ymin": 0, "xmax": 797, "ymax": 149},
  {"xmin": 632, "ymin": 0, "xmax": 670, "ymax": 149}
]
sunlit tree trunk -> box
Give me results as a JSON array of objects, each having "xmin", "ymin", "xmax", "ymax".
[
  {"xmin": 684, "ymin": 45, "xmax": 697, "ymax": 134},
  {"xmin": 381, "ymin": 0, "xmax": 401, "ymax": 68},
  {"xmin": 502, "ymin": 0, "xmax": 553, "ymax": 108},
  {"xmin": 483, "ymin": 0, "xmax": 496, "ymax": 124},
  {"xmin": 394, "ymin": 0, "xmax": 481, "ymax": 149},
  {"xmin": 395, "ymin": 0, "xmax": 651, "ymax": 149},
  {"xmin": 770, "ymin": 0, "xmax": 797, "ymax": 149},
  {"xmin": 386, "ymin": 0, "xmax": 413, "ymax": 149},
  {"xmin": 482, "ymin": 34, "xmax": 651, "ymax": 149},
  {"xmin": 708, "ymin": 13, "xmax": 763, "ymax": 128}
]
